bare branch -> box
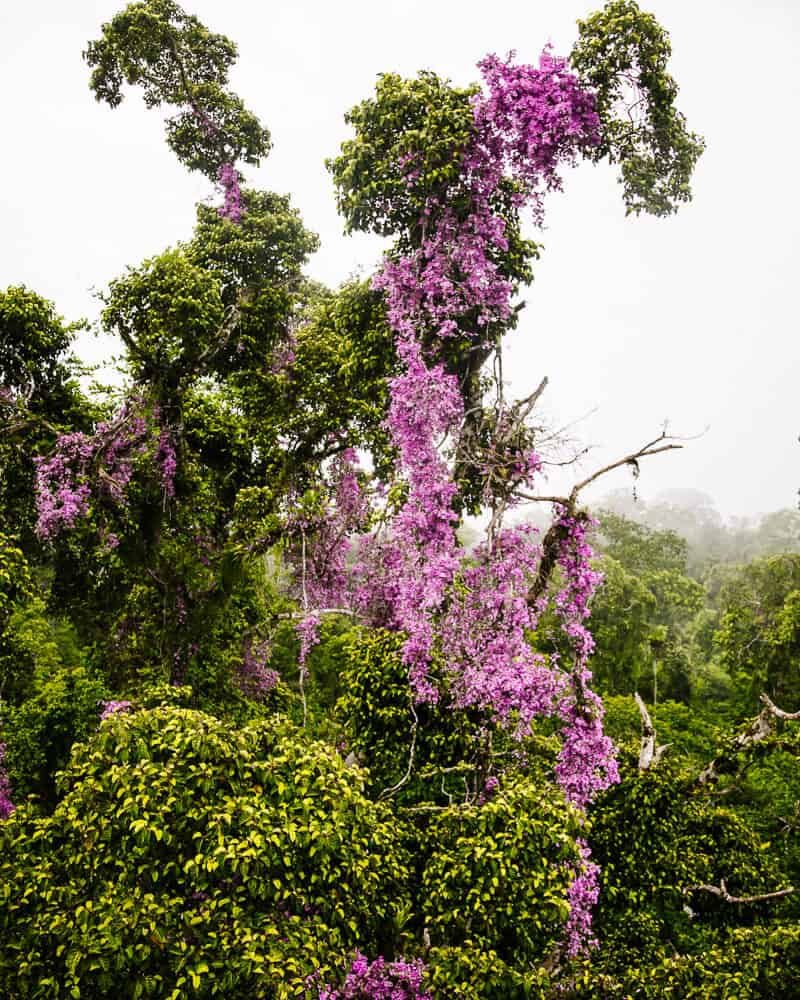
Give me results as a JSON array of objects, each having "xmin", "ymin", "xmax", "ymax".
[
  {"xmin": 378, "ymin": 700, "xmax": 419, "ymax": 800},
  {"xmin": 697, "ymin": 693, "xmax": 800, "ymax": 786},
  {"xmin": 684, "ymin": 879, "xmax": 795, "ymax": 905},
  {"xmin": 761, "ymin": 693, "xmax": 800, "ymax": 721},
  {"xmin": 568, "ymin": 434, "xmax": 683, "ymax": 503},
  {"xmin": 635, "ymin": 692, "xmax": 671, "ymax": 770}
]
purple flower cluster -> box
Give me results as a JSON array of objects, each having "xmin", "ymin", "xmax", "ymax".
[
  {"xmin": 34, "ymin": 397, "xmax": 176, "ymax": 541},
  {"xmin": 0, "ymin": 743, "xmax": 14, "ymax": 820},
  {"xmin": 551, "ymin": 511, "xmax": 618, "ymax": 808},
  {"xmin": 373, "ymin": 49, "xmax": 599, "ymax": 342},
  {"xmin": 440, "ymin": 525, "xmax": 566, "ymax": 730},
  {"xmin": 33, "ymin": 432, "xmax": 94, "ymax": 539},
  {"xmin": 99, "ymin": 700, "xmax": 133, "ymax": 721},
  {"xmin": 291, "ymin": 47, "xmax": 615, "ymax": 954},
  {"xmin": 296, "ymin": 612, "xmax": 322, "ymax": 670},
  {"xmin": 562, "ymin": 838, "xmax": 601, "ymax": 957},
  {"xmin": 155, "ymin": 429, "xmax": 177, "ymax": 497},
  {"xmin": 217, "ymin": 162, "xmax": 243, "ymax": 223},
  {"xmin": 286, "ymin": 450, "xmax": 371, "ymax": 615},
  {"xmin": 473, "ymin": 49, "xmax": 600, "ymax": 214},
  {"xmin": 377, "ymin": 341, "xmax": 463, "ymax": 701},
  {"xmin": 315, "ymin": 953, "xmax": 431, "ymax": 1000},
  {"xmin": 236, "ymin": 636, "xmax": 279, "ymax": 699}
]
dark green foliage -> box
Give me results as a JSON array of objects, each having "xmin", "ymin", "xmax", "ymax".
[
  {"xmin": 0, "ymin": 706, "xmax": 411, "ymax": 997},
  {"xmin": 590, "ymin": 513, "xmax": 704, "ymax": 702},
  {"xmin": 84, "ymin": 0, "xmax": 270, "ymax": 179},
  {"xmin": 571, "ymin": 0, "xmax": 705, "ymax": 216},
  {"xmin": 587, "ymin": 758, "xmax": 791, "ymax": 980},
  {"xmin": 335, "ymin": 628, "xmax": 476, "ymax": 799},
  {"xmin": 0, "ymin": 287, "xmax": 98, "ymax": 550},
  {"xmin": 422, "ymin": 777, "xmax": 582, "ymax": 963},
  {"xmin": 714, "ymin": 554, "xmax": 800, "ymax": 709},
  {"xmin": 188, "ymin": 190, "xmax": 319, "ymax": 299},
  {"xmin": 596, "ymin": 511, "xmax": 689, "ymax": 576},
  {"xmin": 602, "ymin": 695, "xmax": 723, "ymax": 766},
  {"xmin": 233, "ymin": 279, "xmax": 397, "ymax": 495},
  {"xmin": 425, "ymin": 946, "xmax": 552, "ymax": 1000},
  {"xmin": 101, "ymin": 249, "xmax": 225, "ymax": 385},
  {"xmin": 2, "ymin": 664, "xmax": 108, "ymax": 806},
  {"xmin": 588, "ymin": 556, "xmax": 655, "ymax": 694},
  {"xmin": 571, "ymin": 925, "xmax": 800, "ymax": 997},
  {"xmin": 328, "ymin": 71, "xmax": 477, "ymax": 236},
  {"xmin": 0, "ymin": 536, "xmax": 35, "ymax": 704}
]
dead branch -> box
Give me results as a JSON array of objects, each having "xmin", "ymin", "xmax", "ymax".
[
  {"xmin": 697, "ymin": 694, "xmax": 800, "ymax": 786},
  {"xmin": 567, "ymin": 437, "xmax": 682, "ymax": 503},
  {"xmin": 683, "ymin": 879, "xmax": 795, "ymax": 905},
  {"xmin": 634, "ymin": 692, "xmax": 671, "ymax": 770},
  {"xmin": 378, "ymin": 700, "xmax": 419, "ymax": 800},
  {"xmin": 761, "ymin": 693, "xmax": 800, "ymax": 721}
]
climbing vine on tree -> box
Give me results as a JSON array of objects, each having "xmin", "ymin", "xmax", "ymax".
[{"xmin": 9, "ymin": 4, "xmax": 795, "ymax": 1000}]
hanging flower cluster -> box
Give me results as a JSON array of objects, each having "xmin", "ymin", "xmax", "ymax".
[
  {"xmin": 372, "ymin": 49, "xmax": 600, "ymax": 340},
  {"xmin": 313, "ymin": 952, "xmax": 431, "ymax": 1000},
  {"xmin": 439, "ymin": 524, "xmax": 565, "ymax": 729},
  {"xmin": 562, "ymin": 838, "xmax": 601, "ymax": 958},
  {"xmin": 217, "ymin": 162, "xmax": 243, "ymax": 222},
  {"xmin": 34, "ymin": 397, "xmax": 177, "ymax": 541},
  {"xmin": 550, "ymin": 508, "xmax": 618, "ymax": 809},
  {"xmin": 236, "ymin": 635, "xmax": 280, "ymax": 699},
  {"xmin": 297, "ymin": 49, "xmax": 615, "ymax": 958},
  {"xmin": 0, "ymin": 743, "xmax": 14, "ymax": 820}
]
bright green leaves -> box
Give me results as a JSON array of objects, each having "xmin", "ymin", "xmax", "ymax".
[
  {"xmin": 422, "ymin": 778, "xmax": 582, "ymax": 965},
  {"xmin": 0, "ymin": 706, "xmax": 411, "ymax": 997},
  {"xmin": 0, "ymin": 287, "xmax": 96, "ymax": 546},
  {"xmin": 84, "ymin": 0, "xmax": 270, "ymax": 180},
  {"xmin": 571, "ymin": 0, "xmax": 705, "ymax": 216},
  {"xmin": 102, "ymin": 249, "xmax": 225, "ymax": 385},
  {"xmin": 188, "ymin": 191, "xmax": 319, "ymax": 300},
  {"xmin": 0, "ymin": 535, "xmax": 32, "ymax": 619},
  {"xmin": 0, "ymin": 286, "xmax": 79, "ymax": 392},
  {"xmin": 328, "ymin": 71, "xmax": 478, "ymax": 236}
]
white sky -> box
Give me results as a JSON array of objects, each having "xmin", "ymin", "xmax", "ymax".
[{"xmin": 2, "ymin": 0, "xmax": 798, "ymax": 517}]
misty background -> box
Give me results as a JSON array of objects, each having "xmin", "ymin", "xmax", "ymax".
[{"xmin": 1, "ymin": 0, "xmax": 797, "ymax": 522}]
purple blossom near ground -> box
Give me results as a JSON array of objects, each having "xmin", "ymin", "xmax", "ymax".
[
  {"xmin": 99, "ymin": 700, "xmax": 133, "ymax": 721},
  {"xmin": 562, "ymin": 838, "xmax": 601, "ymax": 957},
  {"xmin": 313, "ymin": 952, "xmax": 431, "ymax": 1000},
  {"xmin": 0, "ymin": 743, "xmax": 14, "ymax": 819}
]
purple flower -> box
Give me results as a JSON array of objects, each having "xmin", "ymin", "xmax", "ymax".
[
  {"xmin": 0, "ymin": 743, "xmax": 14, "ymax": 820},
  {"xmin": 99, "ymin": 700, "xmax": 133, "ymax": 721}
]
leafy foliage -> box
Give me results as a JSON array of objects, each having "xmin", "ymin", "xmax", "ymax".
[
  {"xmin": 0, "ymin": 707, "xmax": 410, "ymax": 997},
  {"xmin": 571, "ymin": 0, "xmax": 705, "ymax": 216},
  {"xmin": 85, "ymin": 0, "xmax": 270, "ymax": 180}
]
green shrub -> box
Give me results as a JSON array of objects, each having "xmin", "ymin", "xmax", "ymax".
[
  {"xmin": 422, "ymin": 776, "xmax": 583, "ymax": 974},
  {"xmin": 2, "ymin": 664, "xmax": 108, "ymax": 805},
  {"xmin": 0, "ymin": 706, "xmax": 411, "ymax": 998}
]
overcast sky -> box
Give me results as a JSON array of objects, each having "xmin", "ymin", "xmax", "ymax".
[{"xmin": 2, "ymin": 0, "xmax": 798, "ymax": 518}]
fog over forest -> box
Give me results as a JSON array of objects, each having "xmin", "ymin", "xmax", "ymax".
[{"xmin": 2, "ymin": 0, "xmax": 798, "ymax": 518}]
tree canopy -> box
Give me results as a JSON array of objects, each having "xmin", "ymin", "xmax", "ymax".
[{"xmin": 2, "ymin": 2, "xmax": 798, "ymax": 997}]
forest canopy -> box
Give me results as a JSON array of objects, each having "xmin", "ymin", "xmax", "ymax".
[{"xmin": 1, "ymin": 2, "xmax": 798, "ymax": 997}]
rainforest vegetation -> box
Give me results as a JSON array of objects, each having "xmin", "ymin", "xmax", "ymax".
[{"xmin": 1, "ymin": 1, "xmax": 798, "ymax": 996}]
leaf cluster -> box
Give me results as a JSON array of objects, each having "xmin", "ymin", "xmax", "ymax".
[{"xmin": 571, "ymin": 0, "xmax": 705, "ymax": 216}]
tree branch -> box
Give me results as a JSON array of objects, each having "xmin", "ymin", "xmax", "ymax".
[
  {"xmin": 697, "ymin": 693, "xmax": 800, "ymax": 786},
  {"xmin": 634, "ymin": 692, "xmax": 671, "ymax": 770},
  {"xmin": 683, "ymin": 879, "xmax": 795, "ymax": 905}
]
